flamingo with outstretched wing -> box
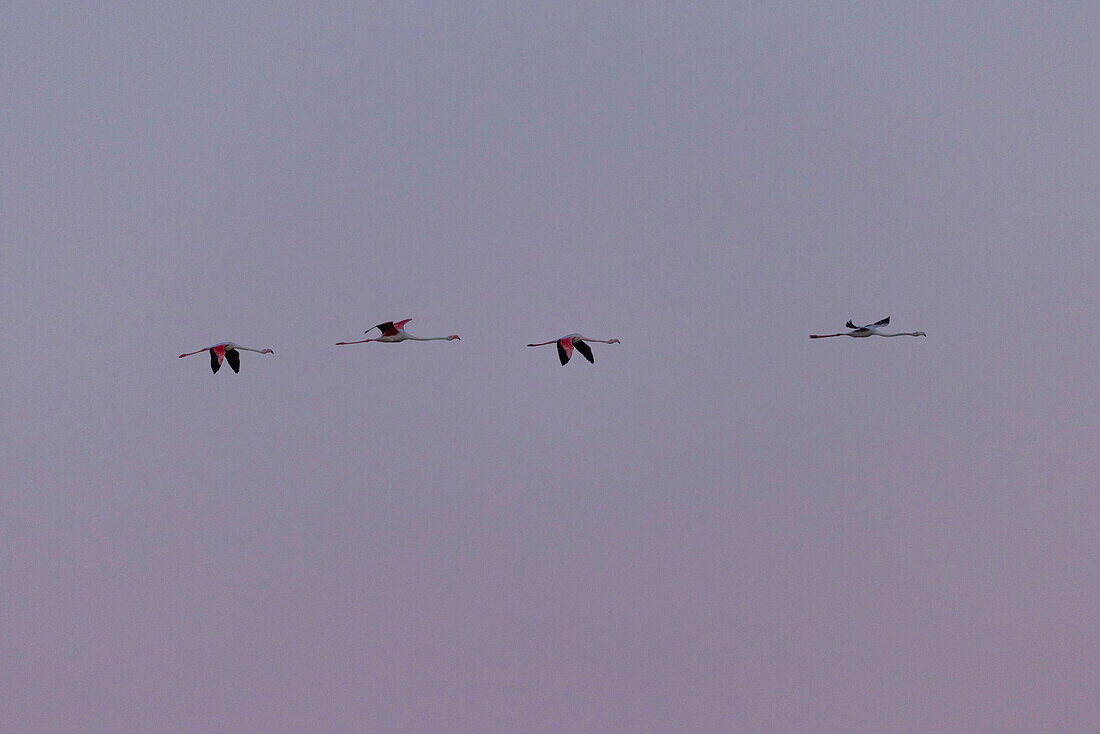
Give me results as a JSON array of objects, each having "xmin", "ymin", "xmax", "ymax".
[
  {"xmin": 178, "ymin": 342, "xmax": 274, "ymax": 373},
  {"xmin": 810, "ymin": 317, "xmax": 926, "ymax": 339},
  {"xmin": 336, "ymin": 319, "xmax": 460, "ymax": 345},
  {"xmin": 527, "ymin": 333, "xmax": 620, "ymax": 365}
]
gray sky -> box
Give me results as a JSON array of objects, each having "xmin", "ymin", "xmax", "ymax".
[{"xmin": 3, "ymin": 2, "xmax": 1098, "ymax": 731}]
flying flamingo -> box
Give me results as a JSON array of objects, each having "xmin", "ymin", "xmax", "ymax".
[
  {"xmin": 810, "ymin": 316, "xmax": 926, "ymax": 339},
  {"xmin": 336, "ymin": 319, "xmax": 460, "ymax": 346},
  {"xmin": 178, "ymin": 342, "xmax": 275, "ymax": 373},
  {"xmin": 526, "ymin": 333, "xmax": 620, "ymax": 365}
]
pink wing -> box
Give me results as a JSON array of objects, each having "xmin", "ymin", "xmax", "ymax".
[{"xmin": 557, "ymin": 338, "xmax": 574, "ymax": 365}]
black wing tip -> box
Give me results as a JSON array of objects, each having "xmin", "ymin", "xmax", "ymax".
[
  {"xmin": 574, "ymin": 339, "xmax": 595, "ymax": 363},
  {"xmin": 556, "ymin": 341, "xmax": 570, "ymax": 365}
]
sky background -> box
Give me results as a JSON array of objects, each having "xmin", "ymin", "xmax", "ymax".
[{"xmin": 2, "ymin": 2, "xmax": 1098, "ymax": 731}]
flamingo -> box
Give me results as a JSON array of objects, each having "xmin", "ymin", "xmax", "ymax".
[
  {"xmin": 178, "ymin": 342, "xmax": 275, "ymax": 373},
  {"xmin": 336, "ymin": 319, "xmax": 460, "ymax": 346},
  {"xmin": 810, "ymin": 316, "xmax": 926, "ymax": 339},
  {"xmin": 526, "ymin": 333, "xmax": 620, "ymax": 365}
]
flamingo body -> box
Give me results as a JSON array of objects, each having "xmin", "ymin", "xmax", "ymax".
[
  {"xmin": 178, "ymin": 342, "xmax": 275, "ymax": 373},
  {"xmin": 809, "ymin": 317, "xmax": 926, "ymax": 339},
  {"xmin": 336, "ymin": 319, "xmax": 460, "ymax": 346},
  {"xmin": 527, "ymin": 333, "xmax": 620, "ymax": 365}
]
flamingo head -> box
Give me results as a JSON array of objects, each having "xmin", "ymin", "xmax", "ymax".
[
  {"xmin": 609, "ymin": 338, "xmax": 621, "ymax": 344},
  {"xmin": 914, "ymin": 332, "xmax": 927, "ymax": 337},
  {"xmin": 448, "ymin": 335, "xmax": 461, "ymax": 341},
  {"xmin": 261, "ymin": 348, "xmax": 275, "ymax": 354}
]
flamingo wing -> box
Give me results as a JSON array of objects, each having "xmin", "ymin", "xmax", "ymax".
[
  {"xmin": 372, "ymin": 319, "xmax": 411, "ymax": 336},
  {"xmin": 373, "ymin": 321, "xmax": 398, "ymax": 336},
  {"xmin": 209, "ymin": 348, "xmax": 223, "ymax": 374},
  {"xmin": 846, "ymin": 317, "xmax": 888, "ymax": 331},
  {"xmin": 225, "ymin": 349, "xmax": 241, "ymax": 373},
  {"xmin": 573, "ymin": 339, "xmax": 594, "ymax": 363},
  {"xmin": 557, "ymin": 339, "xmax": 574, "ymax": 365}
]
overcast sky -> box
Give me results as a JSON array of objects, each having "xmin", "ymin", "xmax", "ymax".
[{"xmin": 2, "ymin": 2, "xmax": 1098, "ymax": 731}]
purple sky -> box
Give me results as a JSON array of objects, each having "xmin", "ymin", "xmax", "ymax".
[{"xmin": 3, "ymin": 2, "xmax": 1098, "ymax": 731}]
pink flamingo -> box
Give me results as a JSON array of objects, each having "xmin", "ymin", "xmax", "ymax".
[
  {"xmin": 336, "ymin": 319, "xmax": 460, "ymax": 346},
  {"xmin": 527, "ymin": 333, "xmax": 620, "ymax": 365},
  {"xmin": 810, "ymin": 316, "xmax": 926, "ymax": 339},
  {"xmin": 178, "ymin": 342, "xmax": 275, "ymax": 373}
]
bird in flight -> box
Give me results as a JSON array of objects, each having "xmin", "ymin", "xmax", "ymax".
[
  {"xmin": 810, "ymin": 316, "xmax": 926, "ymax": 339},
  {"xmin": 527, "ymin": 333, "xmax": 620, "ymax": 365},
  {"xmin": 336, "ymin": 319, "xmax": 460, "ymax": 345},
  {"xmin": 178, "ymin": 342, "xmax": 275, "ymax": 373}
]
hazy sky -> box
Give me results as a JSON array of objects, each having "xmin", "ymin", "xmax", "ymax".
[{"xmin": 3, "ymin": 2, "xmax": 1098, "ymax": 731}]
